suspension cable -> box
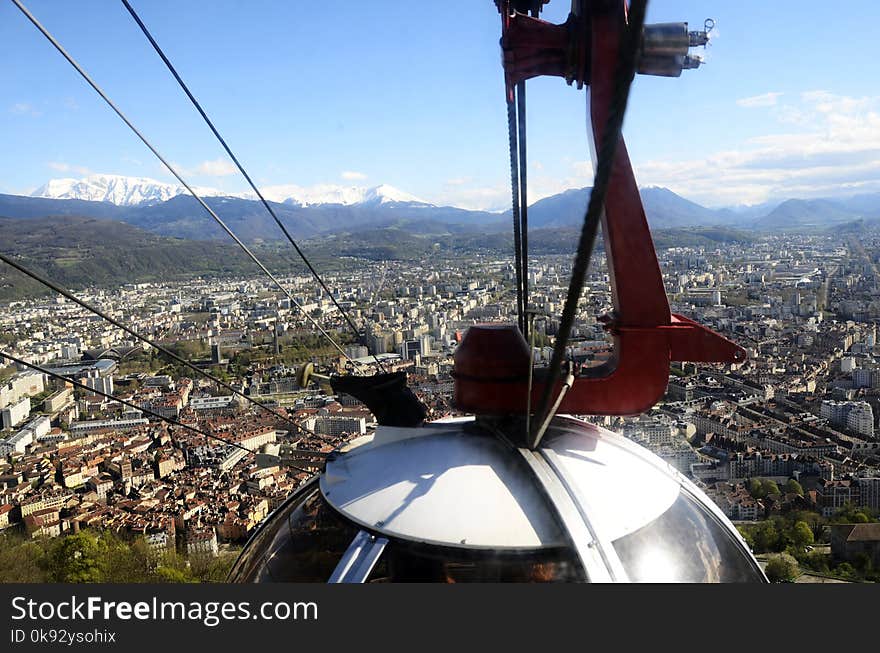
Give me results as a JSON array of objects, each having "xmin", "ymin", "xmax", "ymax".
[
  {"xmin": 9, "ymin": 0, "xmax": 354, "ymax": 366},
  {"xmin": 119, "ymin": 0, "xmax": 385, "ymax": 372},
  {"xmin": 506, "ymin": 96, "xmax": 525, "ymax": 335},
  {"xmin": 0, "ymin": 251, "xmax": 332, "ymax": 443},
  {"xmin": 0, "ymin": 350, "xmax": 314, "ymax": 475},
  {"xmin": 516, "ymin": 80, "xmax": 529, "ymax": 343},
  {"xmin": 530, "ymin": 0, "xmax": 648, "ymax": 448}
]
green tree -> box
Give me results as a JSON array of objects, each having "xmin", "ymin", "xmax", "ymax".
[
  {"xmin": 751, "ymin": 521, "xmax": 779, "ymax": 553},
  {"xmin": 0, "ymin": 535, "xmax": 49, "ymax": 582},
  {"xmin": 789, "ymin": 521, "xmax": 814, "ymax": 549},
  {"xmin": 834, "ymin": 562, "xmax": 857, "ymax": 580},
  {"xmin": 190, "ymin": 551, "xmax": 239, "ymax": 582},
  {"xmin": 785, "ymin": 479, "xmax": 804, "ymax": 496},
  {"xmin": 749, "ymin": 478, "xmax": 766, "ymax": 499},
  {"xmin": 853, "ymin": 553, "xmax": 873, "ymax": 575},
  {"xmin": 154, "ymin": 566, "xmax": 196, "ymax": 583},
  {"xmin": 737, "ymin": 526, "xmax": 755, "ymax": 550},
  {"xmin": 797, "ymin": 550, "xmax": 830, "ymax": 574},
  {"xmin": 830, "ymin": 502, "xmax": 874, "ymax": 523},
  {"xmin": 48, "ymin": 532, "xmax": 105, "ymax": 583},
  {"xmin": 100, "ymin": 532, "xmax": 152, "ymax": 583},
  {"xmin": 765, "ymin": 553, "xmax": 799, "ymax": 583},
  {"xmin": 762, "ymin": 480, "xmax": 781, "ymax": 498},
  {"xmin": 794, "ymin": 511, "xmax": 826, "ymax": 542}
]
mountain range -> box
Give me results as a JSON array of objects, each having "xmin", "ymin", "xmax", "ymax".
[
  {"xmin": 30, "ymin": 174, "xmax": 431, "ymax": 208},
  {"xmin": 3, "ymin": 174, "xmax": 880, "ymax": 244}
]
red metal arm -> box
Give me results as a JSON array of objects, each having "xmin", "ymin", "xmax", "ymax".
[{"xmin": 453, "ymin": 1, "xmax": 746, "ymax": 417}]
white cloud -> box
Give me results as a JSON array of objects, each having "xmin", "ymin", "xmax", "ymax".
[
  {"xmin": 428, "ymin": 183, "xmax": 510, "ymax": 212},
  {"xmin": 634, "ymin": 92, "xmax": 880, "ymax": 206},
  {"xmin": 168, "ymin": 158, "xmax": 237, "ymax": 178},
  {"xmin": 9, "ymin": 102, "xmax": 40, "ymax": 116},
  {"xmin": 194, "ymin": 158, "xmax": 237, "ymax": 177},
  {"xmin": 736, "ymin": 92, "xmax": 783, "ymax": 108},
  {"xmin": 801, "ymin": 89, "xmax": 871, "ymax": 114},
  {"xmin": 47, "ymin": 161, "xmax": 91, "ymax": 175},
  {"xmin": 570, "ymin": 160, "xmax": 594, "ymax": 178},
  {"xmin": 431, "ymin": 159, "xmax": 596, "ymax": 210},
  {"xmin": 341, "ymin": 170, "xmax": 367, "ymax": 180}
]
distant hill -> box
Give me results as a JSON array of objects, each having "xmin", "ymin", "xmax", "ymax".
[
  {"xmin": 300, "ymin": 224, "xmax": 756, "ymax": 259},
  {"xmin": 0, "ymin": 216, "xmax": 309, "ymax": 300},
  {"xmin": 836, "ymin": 192, "xmax": 880, "ymax": 218},
  {"xmin": 0, "ymin": 214, "xmax": 758, "ymax": 300},
  {"xmin": 752, "ymin": 198, "xmax": 863, "ymax": 230},
  {"xmin": 0, "ymin": 193, "xmax": 126, "ymax": 220},
  {"xmin": 639, "ymin": 186, "xmax": 729, "ymax": 228},
  {"xmin": 522, "ymin": 186, "xmax": 728, "ymax": 230},
  {"xmin": 0, "ymin": 192, "xmax": 502, "ymax": 242}
]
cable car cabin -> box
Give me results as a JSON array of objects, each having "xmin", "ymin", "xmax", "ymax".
[{"xmin": 229, "ymin": 415, "xmax": 765, "ymax": 583}]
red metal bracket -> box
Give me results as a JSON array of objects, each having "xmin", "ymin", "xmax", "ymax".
[
  {"xmin": 454, "ymin": 1, "xmax": 747, "ymax": 417},
  {"xmin": 496, "ymin": 2, "xmax": 588, "ymax": 102}
]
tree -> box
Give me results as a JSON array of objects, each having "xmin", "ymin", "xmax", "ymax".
[
  {"xmin": 785, "ymin": 479, "xmax": 804, "ymax": 497},
  {"xmin": 834, "ymin": 562, "xmax": 857, "ymax": 580},
  {"xmin": 749, "ymin": 478, "xmax": 766, "ymax": 499},
  {"xmin": 853, "ymin": 552, "xmax": 873, "ymax": 575},
  {"xmin": 751, "ymin": 521, "xmax": 779, "ymax": 553},
  {"xmin": 100, "ymin": 532, "xmax": 151, "ymax": 583},
  {"xmin": 798, "ymin": 550, "xmax": 830, "ymax": 574},
  {"xmin": 762, "ymin": 479, "xmax": 781, "ymax": 498},
  {"xmin": 154, "ymin": 566, "xmax": 195, "ymax": 583},
  {"xmin": 190, "ymin": 551, "xmax": 239, "ymax": 582},
  {"xmin": 0, "ymin": 535, "xmax": 49, "ymax": 582},
  {"xmin": 765, "ymin": 553, "xmax": 799, "ymax": 583},
  {"xmin": 833, "ymin": 503, "xmax": 871, "ymax": 523},
  {"xmin": 788, "ymin": 521, "xmax": 814, "ymax": 550},
  {"xmin": 48, "ymin": 532, "xmax": 104, "ymax": 583},
  {"xmin": 737, "ymin": 526, "xmax": 755, "ymax": 550}
]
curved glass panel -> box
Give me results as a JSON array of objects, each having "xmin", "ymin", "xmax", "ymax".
[
  {"xmin": 229, "ymin": 481, "xmax": 583, "ymax": 583},
  {"xmin": 365, "ymin": 541, "xmax": 583, "ymax": 583},
  {"xmin": 611, "ymin": 490, "xmax": 764, "ymax": 583},
  {"xmin": 228, "ymin": 479, "xmax": 359, "ymax": 582}
]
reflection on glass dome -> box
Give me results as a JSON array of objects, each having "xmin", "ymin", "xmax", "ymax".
[
  {"xmin": 612, "ymin": 490, "xmax": 764, "ymax": 582},
  {"xmin": 229, "ymin": 479, "xmax": 583, "ymax": 583},
  {"xmin": 229, "ymin": 417, "xmax": 766, "ymax": 583}
]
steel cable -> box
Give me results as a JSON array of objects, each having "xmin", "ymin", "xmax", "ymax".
[
  {"xmin": 530, "ymin": 0, "xmax": 648, "ymax": 448},
  {"xmin": 0, "ymin": 251, "xmax": 333, "ymax": 442},
  {"xmin": 506, "ymin": 96, "xmax": 525, "ymax": 334},
  {"xmin": 0, "ymin": 350, "xmax": 315, "ymax": 475},
  {"xmin": 9, "ymin": 0, "xmax": 354, "ymax": 366},
  {"xmin": 119, "ymin": 0, "xmax": 385, "ymax": 372}
]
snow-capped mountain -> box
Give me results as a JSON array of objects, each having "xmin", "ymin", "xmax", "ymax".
[
  {"xmin": 31, "ymin": 174, "xmax": 432, "ymax": 208},
  {"xmin": 29, "ymin": 174, "xmax": 228, "ymax": 206}
]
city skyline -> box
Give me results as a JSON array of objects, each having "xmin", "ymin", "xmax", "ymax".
[{"xmin": 4, "ymin": 228, "xmax": 880, "ymax": 582}]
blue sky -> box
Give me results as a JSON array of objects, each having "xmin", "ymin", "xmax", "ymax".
[{"xmin": 2, "ymin": 0, "xmax": 878, "ymax": 209}]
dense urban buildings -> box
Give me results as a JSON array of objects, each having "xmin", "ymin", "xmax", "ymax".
[{"xmin": 2, "ymin": 230, "xmax": 880, "ymax": 575}]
